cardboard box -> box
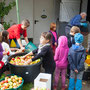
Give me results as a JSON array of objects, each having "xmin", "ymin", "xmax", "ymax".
[{"xmin": 34, "ymin": 73, "xmax": 51, "ymax": 90}]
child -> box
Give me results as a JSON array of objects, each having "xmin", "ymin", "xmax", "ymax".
[
  {"xmin": 22, "ymin": 32, "xmax": 56, "ymax": 90},
  {"xmin": 0, "ymin": 32, "xmax": 8, "ymax": 76},
  {"xmin": 53, "ymin": 36, "xmax": 69, "ymax": 90},
  {"xmin": 68, "ymin": 33, "xmax": 86, "ymax": 90},
  {"xmin": 49, "ymin": 23, "xmax": 58, "ymax": 54},
  {"xmin": 67, "ymin": 26, "xmax": 80, "ymax": 78},
  {"xmin": 67, "ymin": 26, "xmax": 80, "ymax": 48},
  {"xmin": 1, "ymin": 31, "xmax": 22, "ymax": 76},
  {"xmin": 7, "ymin": 19, "xmax": 30, "ymax": 49}
]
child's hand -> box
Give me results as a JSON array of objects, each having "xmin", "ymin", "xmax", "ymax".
[
  {"xmin": 23, "ymin": 59, "xmax": 32, "ymax": 65},
  {"xmin": 21, "ymin": 51, "xmax": 33, "ymax": 59},
  {"xmin": 3, "ymin": 51, "xmax": 8, "ymax": 55},
  {"xmin": 21, "ymin": 56, "xmax": 26, "ymax": 59},
  {"xmin": 16, "ymin": 49, "xmax": 24, "ymax": 53},
  {"xmin": 75, "ymin": 69, "xmax": 78, "ymax": 73},
  {"xmin": 21, "ymin": 47, "xmax": 25, "ymax": 51},
  {"xmin": 54, "ymin": 42, "xmax": 57, "ymax": 46}
]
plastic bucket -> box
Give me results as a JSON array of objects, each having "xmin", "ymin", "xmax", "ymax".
[
  {"xmin": 0, "ymin": 74, "xmax": 24, "ymax": 90},
  {"xmin": 8, "ymin": 53, "xmax": 42, "ymax": 83}
]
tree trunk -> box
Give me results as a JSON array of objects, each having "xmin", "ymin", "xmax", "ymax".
[{"xmin": 1, "ymin": 17, "xmax": 4, "ymax": 24}]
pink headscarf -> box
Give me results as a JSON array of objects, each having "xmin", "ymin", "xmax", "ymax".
[{"xmin": 54, "ymin": 36, "xmax": 69, "ymax": 68}]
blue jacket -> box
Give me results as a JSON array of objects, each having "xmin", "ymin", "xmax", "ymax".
[
  {"xmin": 69, "ymin": 15, "xmax": 82, "ymax": 26},
  {"xmin": 68, "ymin": 44, "xmax": 86, "ymax": 72}
]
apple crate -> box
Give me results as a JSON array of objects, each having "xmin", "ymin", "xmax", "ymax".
[
  {"xmin": 34, "ymin": 73, "xmax": 51, "ymax": 90},
  {"xmin": 0, "ymin": 74, "xmax": 24, "ymax": 90}
]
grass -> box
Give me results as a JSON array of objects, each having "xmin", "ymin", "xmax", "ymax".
[
  {"xmin": 0, "ymin": 74, "xmax": 34, "ymax": 90},
  {"xmin": 23, "ymin": 83, "xmax": 33, "ymax": 90},
  {"xmin": 0, "ymin": 73, "xmax": 5, "ymax": 79}
]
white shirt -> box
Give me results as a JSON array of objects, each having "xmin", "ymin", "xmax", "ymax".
[{"xmin": 1, "ymin": 42, "xmax": 15, "ymax": 65}]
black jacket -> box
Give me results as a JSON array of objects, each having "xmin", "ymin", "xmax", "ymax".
[
  {"xmin": 32, "ymin": 45, "xmax": 56, "ymax": 72},
  {"xmin": 67, "ymin": 34, "xmax": 75, "ymax": 48}
]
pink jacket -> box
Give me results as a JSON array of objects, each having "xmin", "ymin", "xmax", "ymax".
[{"xmin": 54, "ymin": 36, "xmax": 69, "ymax": 68}]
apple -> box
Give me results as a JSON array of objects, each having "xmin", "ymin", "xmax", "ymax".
[
  {"xmin": 1, "ymin": 87, "xmax": 5, "ymax": 90},
  {"xmin": 8, "ymin": 85, "xmax": 13, "ymax": 89},
  {"xmin": 1, "ymin": 81, "xmax": 5, "ymax": 85},
  {"xmin": 12, "ymin": 58, "xmax": 15, "ymax": 60},
  {"xmin": 19, "ymin": 80, "xmax": 22, "ymax": 84},
  {"xmin": 19, "ymin": 77, "xmax": 22, "ymax": 80},
  {"xmin": 7, "ymin": 51, "xmax": 10, "ymax": 56},
  {"xmin": 13, "ymin": 86, "xmax": 17, "ymax": 88},
  {"xmin": 13, "ymin": 83, "xmax": 17, "ymax": 87},
  {"xmin": 17, "ymin": 57, "xmax": 20, "ymax": 59},
  {"xmin": 12, "ymin": 79, "xmax": 16, "ymax": 83},
  {"xmin": 8, "ymin": 78, "xmax": 11, "ymax": 82}
]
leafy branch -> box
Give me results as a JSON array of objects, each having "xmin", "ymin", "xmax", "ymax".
[{"xmin": 0, "ymin": 0, "xmax": 16, "ymax": 18}]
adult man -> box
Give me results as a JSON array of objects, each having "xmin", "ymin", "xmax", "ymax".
[
  {"xmin": 7, "ymin": 19, "xmax": 30, "ymax": 49},
  {"xmin": 65, "ymin": 12, "xmax": 87, "ymax": 35}
]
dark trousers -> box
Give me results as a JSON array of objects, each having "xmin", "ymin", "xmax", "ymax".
[
  {"xmin": 45, "ymin": 68, "xmax": 55, "ymax": 90},
  {"xmin": 67, "ymin": 64, "xmax": 70, "ymax": 78}
]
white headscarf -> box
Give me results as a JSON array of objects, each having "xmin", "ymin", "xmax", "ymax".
[{"xmin": 38, "ymin": 43, "xmax": 50, "ymax": 54}]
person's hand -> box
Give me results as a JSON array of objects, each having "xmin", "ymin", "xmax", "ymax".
[
  {"xmin": 3, "ymin": 51, "xmax": 8, "ymax": 55},
  {"xmin": 21, "ymin": 47, "xmax": 25, "ymax": 51},
  {"xmin": 75, "ymin": 69, "xmax": 78, "ymax": 73},
  {"xmin": 80, "ymin": 23, "xmax": 87, "ymax": 28},
  {"xmin": 15, "ymin": 49, "xmax": 22, "ymax": 54},
  {"xmin": 23, "ymin": 59, "xmax": 32, "ymax": 65},
  {"xmin": 54, "ymin": 42, "xmax": 57, "ymax": 46},
  {"xmin": 20, "ymin": 59, "xmax": 27, "ymax": 65},
  {"xmin": 27, "ymin": 59, "xmax": 32, "ymax": 64}
]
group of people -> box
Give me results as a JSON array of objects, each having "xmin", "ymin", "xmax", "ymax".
[
  {"xmin": 0, "ymin": 19, "xmax": 30, "ymax": 75},
  {"xmin": 0, "ymin": 12, "xmax": 87, "ymax": 90}
]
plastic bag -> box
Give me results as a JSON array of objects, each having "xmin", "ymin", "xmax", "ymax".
[
  {"xmin": 10, "ymin": 39, "xmax": 16, "ymax": 47},
  {"xmin": 25, "ymin": 42, "xmax": 37, "ymax": 53}
]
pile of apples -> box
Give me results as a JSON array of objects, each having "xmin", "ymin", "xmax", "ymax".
[
  {"xmin": 10, "ymin": 56, "xmax": 40, "ymax": 65},
  {"xmin": 0, "ymin": 75, "xmax": 23, "ymax": 90}
]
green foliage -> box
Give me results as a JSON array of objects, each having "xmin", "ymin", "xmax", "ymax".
[
  {"xmin": 0, "ymin": 0, "xmax": 16, "ymax": 18},
  {"xmin": 0, "ymin": 73, "xmax": 5, "ymax": 80},
  {"xmin": 3, "ymin": 21, "xmax": 10, "ymax": 30}
]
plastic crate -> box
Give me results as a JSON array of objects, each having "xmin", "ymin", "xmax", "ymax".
[
  {"xmin": 0, "ymin": 74, "xmax": 24, "ymax": 90},
  {"xmin": 34, "ymin": 73, "xmax": 51, "ymax": 90}
]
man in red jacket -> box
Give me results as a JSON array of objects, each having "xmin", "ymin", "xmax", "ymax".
[{"xmin": 7, "ymin": 19, "xmax": 30, "ymax": 50}]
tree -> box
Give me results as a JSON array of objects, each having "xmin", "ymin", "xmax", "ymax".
[{"xmin": 0, "ymin": 0, "xmax": 16, "ymax": 24}]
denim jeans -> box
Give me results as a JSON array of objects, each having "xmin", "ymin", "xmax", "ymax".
[
  {"xmin": 70, "ymin": 70, "xmax": 84, "ymax": 80},
  {"xmin": 9, "ymin": 39, "xmax": 20, "ymax": 48}
]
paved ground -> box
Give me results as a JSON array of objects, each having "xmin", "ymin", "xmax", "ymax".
[
  {"xmin": 41, "ymin": 67, "xmax": 90, "ymax": 90},
  {"xmin": 57, "ymin": 78, "xmax": 90, "ymax": 90}
]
